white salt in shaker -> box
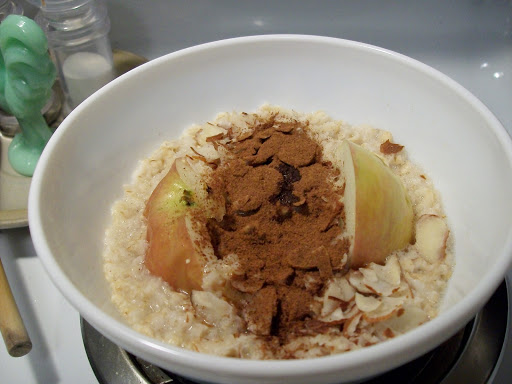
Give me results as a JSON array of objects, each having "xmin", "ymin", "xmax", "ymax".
[{"xmin": 34, "ymin": 0, "xmax": 114, "ymax": 111}]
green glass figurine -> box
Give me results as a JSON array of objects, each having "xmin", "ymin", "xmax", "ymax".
[{"xmin": 0, "ymin": 14, "xmax": 56, "ymax": 177}]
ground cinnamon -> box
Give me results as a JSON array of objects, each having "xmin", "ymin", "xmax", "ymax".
[{"xmin": 207, "ymin": 115, "xmax": 349, "ymax": 344}]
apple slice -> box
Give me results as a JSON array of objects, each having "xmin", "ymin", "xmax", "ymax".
[
  {"xmin": 339, "ymin": 140, "xmax": 414, "ymax": 268},
  {"xmin": 415, "ymin": 214, "xmax": 449, "ymax": 262},
  {"xmin": 144, "ymin": 157, "xmax": 206, "ymax": 293}
]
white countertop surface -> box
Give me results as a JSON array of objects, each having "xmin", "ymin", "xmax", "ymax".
[{"xmin": 2, "ymin": 1, "xmax": 512, "ymax": 383}]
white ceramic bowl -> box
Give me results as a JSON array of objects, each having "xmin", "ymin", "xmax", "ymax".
[{"xmin": 29, "ymin": 35, "xmax": 512, "ymax": 384}]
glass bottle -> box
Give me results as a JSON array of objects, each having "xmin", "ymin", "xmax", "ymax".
[{"xmin": 35, "ymin": 0, "xmax": 114, "ymax": 112}]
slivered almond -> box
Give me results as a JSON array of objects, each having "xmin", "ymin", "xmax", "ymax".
[
  {"xmin": 342, "ymin": 301, "xmax": 360, "ymax": 319},
  {"xmin": 373, "ymin": 255, "xmax": 401, "ymax": 285},
  {"xmin": 325, "ymin": 277, "xmax": 356, "ymax": 302},
  {"xmin": 415, "ymin": 215, "xmax": 449, "ymax": 262},
  {"xmin": 362, "ymin": 296, "xmax": 405, "ymax": 323},
  {"xmin": 377, "ymin": 305, "xmax": 429, "ymax": 334},
  {"xmin": 343, "ymin": 312, "xmax": 362, "ymax": 337},
  {"xmin": 348, "ymin": 271, "xmax": 374, "ymax": 294},
  {"xmin": 355, "ymin": 293, "xmax": 381, "ymax": 312},
  {"xmin": 321, "ymin": 278, "xmax": 356, "ymax": 318}
]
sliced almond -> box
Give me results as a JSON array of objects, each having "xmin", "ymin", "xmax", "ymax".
[
  {"xmin": 325, "ymin": 277, "xmax": 356, "ymax": 302},
  {"xmin": 343, "ymin": 312, "xmax": 362, "ymax": 337},
  {"xmin": 320, "ymin": 278, "xmax": 356, "ymax": 318},
  {"xmin": 342, "ymin": 301, "xmax": 360, "ymax": 319},
  {"xmin": 194, "ymin": 124, "xmax": 226, "ymax": 146},
  {"xmin": 320, "ymin": 296, "xmax": 340, "ymax": 318},
  {"xmin": 348, "ymin": 271, "xmax": 374, "ymax": 294},
  {"xmin": 358, "ymin": 270, "xmax": 397, "ymax": 297},
  {"xmin": 191, "ymin": 291, "xmax": 243, "ymax": 331},
  {"xmin": 321, "ymin": 307, "xmax": 345, "ymax": 322},
  {"xmin": 372, "ymin": 255, "xmax": 401, "ymax": 286},
  {"xmin": 377, "ymin": 305, "xmax": 429, "ymax": 334},
  {"xmin": 355, "ymin": 293, "xmax": 381, "ymax": 312},
  {"xmin": 359, "ymin": 268, "xmax": 378, "ymax": 283},
  {"xmin": 392, "ymin": 280, "xmax": 414, "ymax": 299},
  {"xmin": 415, "ymin": 215, "xmax": 449, "ymax": 262},
  {"xmin": 363, "ymin": 296, "xmax": 406, "ymax": 323}
]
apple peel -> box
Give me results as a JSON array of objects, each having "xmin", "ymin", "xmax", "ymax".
[
  {"xmin": 339, "ymin": 140, "xmax": 414, "ymax": 268},
  {"xmin": 144, "ymin": 157, "xmax": 216, "ymax": 293}
]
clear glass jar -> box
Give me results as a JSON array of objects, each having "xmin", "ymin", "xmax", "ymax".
[{"xmin": 35, "ymin": 0, "xmax": 114, "ymax": 111}]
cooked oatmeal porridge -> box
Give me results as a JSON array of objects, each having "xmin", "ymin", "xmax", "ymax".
[{"xmin": 103, "ymin": 104, "xmax": 453, "ymax": 359}]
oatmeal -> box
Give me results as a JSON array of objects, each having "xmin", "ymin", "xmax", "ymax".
[{"xmin": 103, "ymin": 105, "xmax": 454, "ymax": 359}]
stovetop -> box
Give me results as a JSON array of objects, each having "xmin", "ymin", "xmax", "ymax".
[{"xmin": 1, "ymin": 1, "xmax": 512, "ymax": 383}]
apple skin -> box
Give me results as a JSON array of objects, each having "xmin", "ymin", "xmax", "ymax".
[
  {"xmin": 340, "ymin": 140, "xmax": 414, "ymax": 268},
  {"xmin": 144, "ymin": 158, "xmax": 204, "ymax": 293}
]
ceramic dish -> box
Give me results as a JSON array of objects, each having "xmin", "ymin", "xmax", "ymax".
[{"xmin": 28, "ymin": 35, "xmax": 512, "ymax": 384}]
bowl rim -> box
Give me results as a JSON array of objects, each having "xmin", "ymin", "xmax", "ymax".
[{"xmin": 28, "ymin": 34, "xmax": 512, "ymax": 379}]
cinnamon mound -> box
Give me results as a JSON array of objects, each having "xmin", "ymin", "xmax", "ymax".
[{"xmin": 206, "ymin": 116, "xmax": 349, "ymax": 345}]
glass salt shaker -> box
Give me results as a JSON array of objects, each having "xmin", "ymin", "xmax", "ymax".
[{"xmin": 34, "ymin": 0, "xmax": 115, "ymax": 112}]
